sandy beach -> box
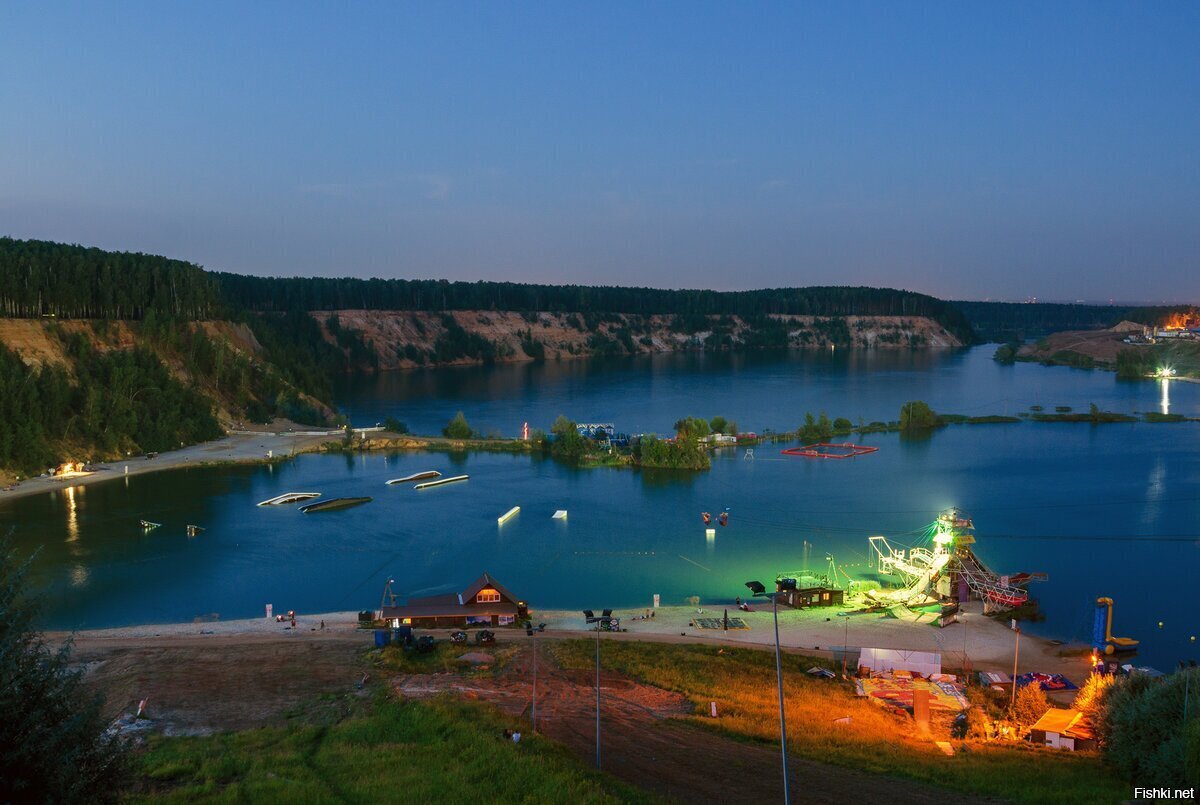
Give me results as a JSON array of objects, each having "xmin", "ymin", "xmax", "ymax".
[
  {"xmin": 0, "ymin": 426, "xmax": 337, "ymax": 504},
  {"xmin": 59, "ymin": 600, "xmax": 1088, "ymax": 683}
]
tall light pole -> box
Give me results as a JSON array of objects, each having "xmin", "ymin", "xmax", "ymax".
[
  {"xmin": 747, "ymin": 581, "xmax": 790, "ymax": 805},
  {"xmin": 583, "ymin": 609, "xmax": 614, "ymax": 770},
  {"xmin": 526, "ymin": 621, "xmax": 546, "ymax": 733}
]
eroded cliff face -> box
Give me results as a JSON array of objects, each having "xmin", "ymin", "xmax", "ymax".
[{"xmin": 312, "ymin": 310, "xmax": 963, "ymax": 370}]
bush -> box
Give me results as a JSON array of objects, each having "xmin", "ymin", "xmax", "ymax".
[
  {"xmin": 383, "ymin": 416, "xmax": 409, "ymax": 435},
  {"xmin": 1102, "ymin": 668, "xmax": 1200, "ymax": 787},
  {"xmin": 549, "ymin": 415, "xmax": 591, "ymax": 465},
  {"xmin": 442, "ymin": 411, "xmax": 473, "ymax": 440},
  {"xmin": 899, "ymin": 401, "xmax": 938, "ymax": 431},
  {"xmin": 993, "ymin": 341, "xmax": 1019, "ymax": 364}
]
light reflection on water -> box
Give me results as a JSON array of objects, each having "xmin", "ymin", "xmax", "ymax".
[{"xmin": 2, "ymin": 346, "xmax": 1198, "ymax": 672}]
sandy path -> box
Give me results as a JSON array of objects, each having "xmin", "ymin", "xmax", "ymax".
[
  {"xmin": 60, "ymin": 598, "xmax": 1085, "ymax": 684},
  {"xmin": 0, "ymin": 426, "xmax": 335, "ymax": 503}
]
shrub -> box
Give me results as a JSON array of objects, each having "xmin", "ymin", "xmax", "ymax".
[
  {"xmin": 899, "ymin": 401, "xmax": 938, "ymax": 431},
  {"xmin": 383, "ymin": 416, "xmax": 409, "ymax": 435},
  {"xmin": 0, "ymin": 540, "xmax": 130, "ymax": 801},
  {"xmin": 442, "ymin": 411, "xmax": 473, "ymax": 440}
]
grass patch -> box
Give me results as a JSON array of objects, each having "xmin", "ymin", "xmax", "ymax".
[
  {"xmin": 135, "ymin": 696, "xmax": 655, "ymax": 803},
  {"xmin": 548, "ymin": 640, "xmax": 1127, "ymax": 805},
  {"xmin": 373, "ymin": 641, "xmax": 517, "ymax": 675}
]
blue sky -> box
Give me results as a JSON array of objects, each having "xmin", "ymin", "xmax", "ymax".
[{"xmin": 1, "ymin": 2, "xmax": 1198, "ymax": 302}]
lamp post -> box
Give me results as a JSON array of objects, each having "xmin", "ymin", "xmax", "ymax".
[
  {"xmin": 583, "ymin": 609, "xmax": 615, "ymax": 769},
  {"xmin": 525, "ymin": 621, "xmax": 546, "ymax": 733},
  {"xmin": 746, "ymin": 581, "xmax": 790, "ymax": 805}
]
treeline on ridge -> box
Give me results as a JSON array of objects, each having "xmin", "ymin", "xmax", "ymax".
[
  {"xmin": 0, "ymin": 237, "xmax": 221, "ymax": 319},
  {"xmin": 215, "ymin": 272, "xmax": 977, "ymax": 343}
]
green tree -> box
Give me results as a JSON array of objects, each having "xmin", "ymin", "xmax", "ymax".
[
  {"xmin": 709, "ymin": 416, "xmax": 727, "ymax": 434},
  {"xmin": 443, "ymin": 411, "xmax": 473, "ymax": 440},
  {"xmin": 899, "ymin": 400, "xmax": 938, "ymax": 431},
  {"xmin": 549, "ymin": 415, "xmax": 591, "ymax": 464},
  {"xmin": 1010, "ymin": 683, "xmax": 1049, "ymax": 730},
  {"xmin": 1103, "ymin": 668, "xmax": 1200, "ymax": 787},
  {"xmin": 992, "ymin": 341, "xmax": 1019, "ymax": 364},
  {"xmin": 673, "ymin": 417, "xmax": 711, "ymax": 439},
  {"xmin": 0, "ymin": 539, "xmax": 129, "ymax": 802},
  {"xmin": 383, "ymin": 416, "xmax": 409, "ymax": 435}
]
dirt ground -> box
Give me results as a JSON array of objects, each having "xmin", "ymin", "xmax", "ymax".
[
  {"xmin": 396, "ymin": 644, "xmax": 1000, "ymax": 804},
  {"xmin": 73, "ymin": 631, "xmax": 371, "ymax": 733},
  {"xmin": 73, "ymin": 627, "xmax": 998, "ymax": 803}
]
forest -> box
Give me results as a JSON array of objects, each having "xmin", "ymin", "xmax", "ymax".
[
  {"xmin": 953, "ymin": 300, "xmax": 1189, "ymax": 342},
  {"xmin": 0, "ymin": 333, "xmax": 222, "ymax": 474},
  {"xmin": 0, "ymin": 237, "xmax": 221, "ymax": 319}
]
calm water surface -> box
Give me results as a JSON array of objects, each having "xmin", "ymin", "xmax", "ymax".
[{"xmin": 4, "ymin": 347, "xmax": 1198, "ymax": 670}]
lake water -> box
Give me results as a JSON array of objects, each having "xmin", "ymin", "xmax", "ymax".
[{"xmin": 4, "ymin": 347, "xmax": 1198, "ymax": 671}]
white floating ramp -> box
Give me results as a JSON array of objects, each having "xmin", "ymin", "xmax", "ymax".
[
  {"xmin": 414, "ymin": 474, "xmax": 469, "ymax": 490},
  {"xmin": 552, "ymin": 510, "xmax": 568, "ymax": 520},
  {"xmin": 257, "ymin": 492, "xmax": 321, "ymax": 506},
  {"xmin": 497, "ymin": 506, "xmax": 521, "ymax": 525},
  {"xmin": 386, "ymin": 471, "xmax": 441, "ymax": 485}
]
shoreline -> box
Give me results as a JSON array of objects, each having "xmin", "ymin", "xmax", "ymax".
[
  {"xmin": 55, "ymin": 601, "xmax": 1089, "ymax": 683},
  {"xmin": 0, "ymin": 427, "xmax": 335, "ymax": 505}
]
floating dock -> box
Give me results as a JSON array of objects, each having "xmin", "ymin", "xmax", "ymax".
[
  {"xmin": 299, "ymin": 496, "xmax": 373, "ymax": 513},
  {"xmin": 257, "ymin": 492, "xmax": 321, "ymax": 506},
  {"xmin": 386, "ymin": 471, "xmax": 441, "ymax": 485},
  {"xmin": 139, "ymin": 520, "xmax": 161, "ymax": 530},
  {"xmin": 185, "ymin": 524, "xmax": 205, "ymax": 537},
  {"xmin": 414, "ymin": 474, "xmax": 469, "ymax": 490},
  {"xmin": 552, "ymin": 510, "xmax": 568, "ymax": 520},
  {"xmin": 497, "ymin": 506, "xmax": 521, "ymax": 525}
]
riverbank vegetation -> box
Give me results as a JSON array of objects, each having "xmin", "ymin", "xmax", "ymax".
[{"xmin": 548, "ymin": 640, "xmax": 1126, "ymax": 805}]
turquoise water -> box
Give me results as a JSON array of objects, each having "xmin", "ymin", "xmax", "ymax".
[{"xmin": 4, "ymin": 347, "xmax": 1198, "ymax": 670}]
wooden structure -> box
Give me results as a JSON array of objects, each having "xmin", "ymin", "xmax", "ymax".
[
  {"xmin": 1028, "ymin": 708, "xmax": 1097, "ymax": 751},
  {"xmin": 380, "ymin": 572, "xmax": 528, "ymax": 628},
  {"xmin": 776, "ymin": 573, "xmax": 844, "ymax": 607}
]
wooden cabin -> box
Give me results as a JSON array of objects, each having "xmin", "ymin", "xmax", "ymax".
[
  {"xmin": 1028, "ymin": 708, "xmax": 1098, "ymax": 752},
  {"xmin": 776, "ymin": 574, "xmax": 844, "ymax": 608},
  {"xmin": 381, "ymin": 572, "xmax": 528, "ymax": 628}
]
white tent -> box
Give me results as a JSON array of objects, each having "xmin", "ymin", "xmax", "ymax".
[{"xmin": 859, "ymin": 647, "xmax": 941, "ymax": 677}]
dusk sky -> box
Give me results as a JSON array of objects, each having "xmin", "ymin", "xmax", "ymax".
[{"xmin": 2, "ymin": 2, "xmax": 1198, "ymax": 303}]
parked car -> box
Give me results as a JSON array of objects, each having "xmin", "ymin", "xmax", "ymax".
[
  {"xmin": 476, "ymin": 630, "xmax": 496, "ymax": 645},
  {"xmin": 414, "ymin": 635, "xmax": 436, "ymax": 653},
  {"xmin": 450, "ymin": 631, "xmax": 468, "ymax": 644}
]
